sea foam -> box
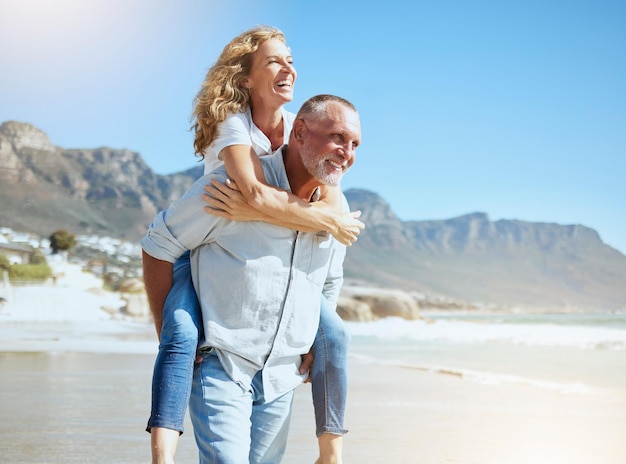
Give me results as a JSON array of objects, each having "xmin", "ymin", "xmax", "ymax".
[{"xmin": 346, "ymin": 316, "xmax": 626, "ymax": 350}]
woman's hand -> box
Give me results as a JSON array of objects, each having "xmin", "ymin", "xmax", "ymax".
[
  {"xmin": 202, "ymin": 178, "xmax": 266, "ymax": 221},
  {"xmin": 330, "ymin": 210, "xmax": 365, "ymax": 246},
  {"xmin": 203, "ymin": 177, "xmax": 366, "ymax": 246}
]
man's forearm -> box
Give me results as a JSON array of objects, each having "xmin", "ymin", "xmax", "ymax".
[{"xmin": 142, "ymin": 250, "xmax": 174, "ymax": 339}]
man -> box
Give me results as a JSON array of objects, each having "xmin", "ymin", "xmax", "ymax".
[{"xmin": 141, "ymin": 94, "xmax": 361, "ymax": 463}]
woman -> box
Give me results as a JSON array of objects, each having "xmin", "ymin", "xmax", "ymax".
[{"xmin": 146, "ymin": 26, "xmax": 363, "ymax": 464}]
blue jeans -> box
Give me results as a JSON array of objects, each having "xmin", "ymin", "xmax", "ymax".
[
  {"xmin": 190, "ymin": 349, "xmax": 293, "ymax": 463},
  {"xmin": 311, "ymin": 299, "xmax": 350, "ymax": 436},
  {"xmin": 146, "ymin": 252, "xmax": 350, "ymax": 437},
  {"xmin": 146, "ymin": 251, "xmax": 202, "ymax": 433}
]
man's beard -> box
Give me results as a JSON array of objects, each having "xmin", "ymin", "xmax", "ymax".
[{"xmin": 300, "ymin": 141, "xmax": 344, "ymax": 186}]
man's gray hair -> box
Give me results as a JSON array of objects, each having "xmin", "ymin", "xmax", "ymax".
[{"xmin": 296, "ymin": 94, "xmax": 357, "ymax": 120}]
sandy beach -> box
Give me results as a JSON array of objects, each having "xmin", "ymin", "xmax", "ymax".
[
  {"xmin": 1, "ymin": 346, "xmax": 623, "ymax": 464},
  {"xmin": 1, "ymin": 264, "xmax": 624, "ymax": 463}
]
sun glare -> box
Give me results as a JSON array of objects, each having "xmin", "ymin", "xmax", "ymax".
[{"xmin": 1, "ymin": 0, "xmax": 148, "ymax": 65}]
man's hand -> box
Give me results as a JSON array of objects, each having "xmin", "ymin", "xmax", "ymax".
[{"xmin": 299, "ymin": 349, "xmax": 315, "ymax": 383}]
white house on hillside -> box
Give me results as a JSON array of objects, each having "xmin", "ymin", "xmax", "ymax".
[{"xmin": 0, "ymin": 242, "xmax": 34, "ymax": 265}]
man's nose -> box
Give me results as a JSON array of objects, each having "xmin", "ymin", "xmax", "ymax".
[{"xmin": 338, "ymin": 144, "xmax": 355, "ymax": 162}]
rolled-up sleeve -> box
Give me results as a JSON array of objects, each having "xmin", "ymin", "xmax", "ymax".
[
  {"xmin": 141, "ymin": 174, "xmax": 224, "ymax": 262},
  {"xmin": 141, "ymin": 212, "xmax": 187, "ymax": 263}
]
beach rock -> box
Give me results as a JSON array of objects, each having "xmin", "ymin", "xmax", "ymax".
[
  {"xmin": 117, "ymin": 278, "xmax": 150, "ymax": 317},
  {"xmin": 118, "ymin": 277, "xmax": 145, "ymax": 294},
  {"xmin": 336, "ymin": 296, "xmax": 376, "ymax": 322},
  {"xmin": 337, "ymin": 286, "xmax": 423, "ymax": 321},
  {"xmin": 122, "ymin": 292, "xmax": 150, "ymax": 318}
]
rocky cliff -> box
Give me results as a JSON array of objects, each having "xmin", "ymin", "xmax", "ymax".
[
  {"xmin": 0, "ymin": 120, "xmax": 202, "ymax": 239},
  {"xmin": 344, "ymin": 189, "xmax": 626, "ymax": 311}
]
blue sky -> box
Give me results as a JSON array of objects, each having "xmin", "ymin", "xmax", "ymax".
[{"xmin": 1, "ymin": 0, "xmax": 625, "ymax": 254}]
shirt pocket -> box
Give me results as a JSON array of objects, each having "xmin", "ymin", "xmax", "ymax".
[{"xmin": 304, "ymin": 232, "xmax": 333, "ymax": 287}]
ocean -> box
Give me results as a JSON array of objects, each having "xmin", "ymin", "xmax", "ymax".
[{"xmin": 347, "ymin": 312, "xmax": 626, "ymax": 396}]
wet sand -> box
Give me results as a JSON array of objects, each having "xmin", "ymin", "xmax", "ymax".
[
  {"xmin": 0, "ymin": 348, "xmax": 624, "ymax": 464},
  {"xmin": 295, "ymin": 357, "xmax": 626, "ymax": 464}
]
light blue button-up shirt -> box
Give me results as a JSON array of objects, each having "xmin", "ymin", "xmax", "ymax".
[{"xmin": 141, "ymin": 147, "xmax": 347, "ymax": 401}]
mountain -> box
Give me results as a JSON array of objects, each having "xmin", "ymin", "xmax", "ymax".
[
  {"xmin": 0, "ymin": 120, "xmax": 203, "ymax": 239},
  {"xmin": 344, "ymin": 190, "xmax": 626, "ymax": 310},
  {"xmin": 2, "ymin": 120, "xmax": 625, "ymax": 311}
]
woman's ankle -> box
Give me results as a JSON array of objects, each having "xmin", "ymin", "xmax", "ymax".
[
  {"xmin": 151, "ymin": 427, "xmax": 180, "ymax": 464},
  {"xmin": 316, "ymin": 433, "xmax": 343, "ymax": 464}
]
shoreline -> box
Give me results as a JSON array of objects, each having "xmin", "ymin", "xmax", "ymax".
[
  {"xmin": 1, "ymin": 273, "xmax": 626, "ymax": 463},
  {"xmin": 0, "ymin": 318, "xmax": 158, "ymax": 355}
]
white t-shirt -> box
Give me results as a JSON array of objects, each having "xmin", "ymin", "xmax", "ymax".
[{"xmin": 203, "ymin": 107, "xmax": 296, "ymax": 174}]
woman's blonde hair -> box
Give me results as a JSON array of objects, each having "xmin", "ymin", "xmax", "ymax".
[{"xmin": 191, "ymin": 25, "xmax": 287, "ymax": 158}]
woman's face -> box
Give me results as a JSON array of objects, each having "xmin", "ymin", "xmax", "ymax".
[{"xmin": 244, "ymin": 38, "xmax": 297, "ymax": 108}]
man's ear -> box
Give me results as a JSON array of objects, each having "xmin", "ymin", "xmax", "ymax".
[{"xmin": 292, "ymin": 119, "xmax": 306, "ymax": 143}]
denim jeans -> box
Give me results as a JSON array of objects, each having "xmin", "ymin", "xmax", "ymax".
[
  {"xmin": 312, "ymin": 296, "xmax": 351, "ymax": 436},
  {"xmin": 190, "ymin": 349, "xmax": 293, "ymax": 463},
  {"xmin": 146, "ymin": 251, "xmax": 202, "ymax": 433},
  {"xmin": 146, "ymin": 251, "xmax": 350, "ymax": 437}
]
